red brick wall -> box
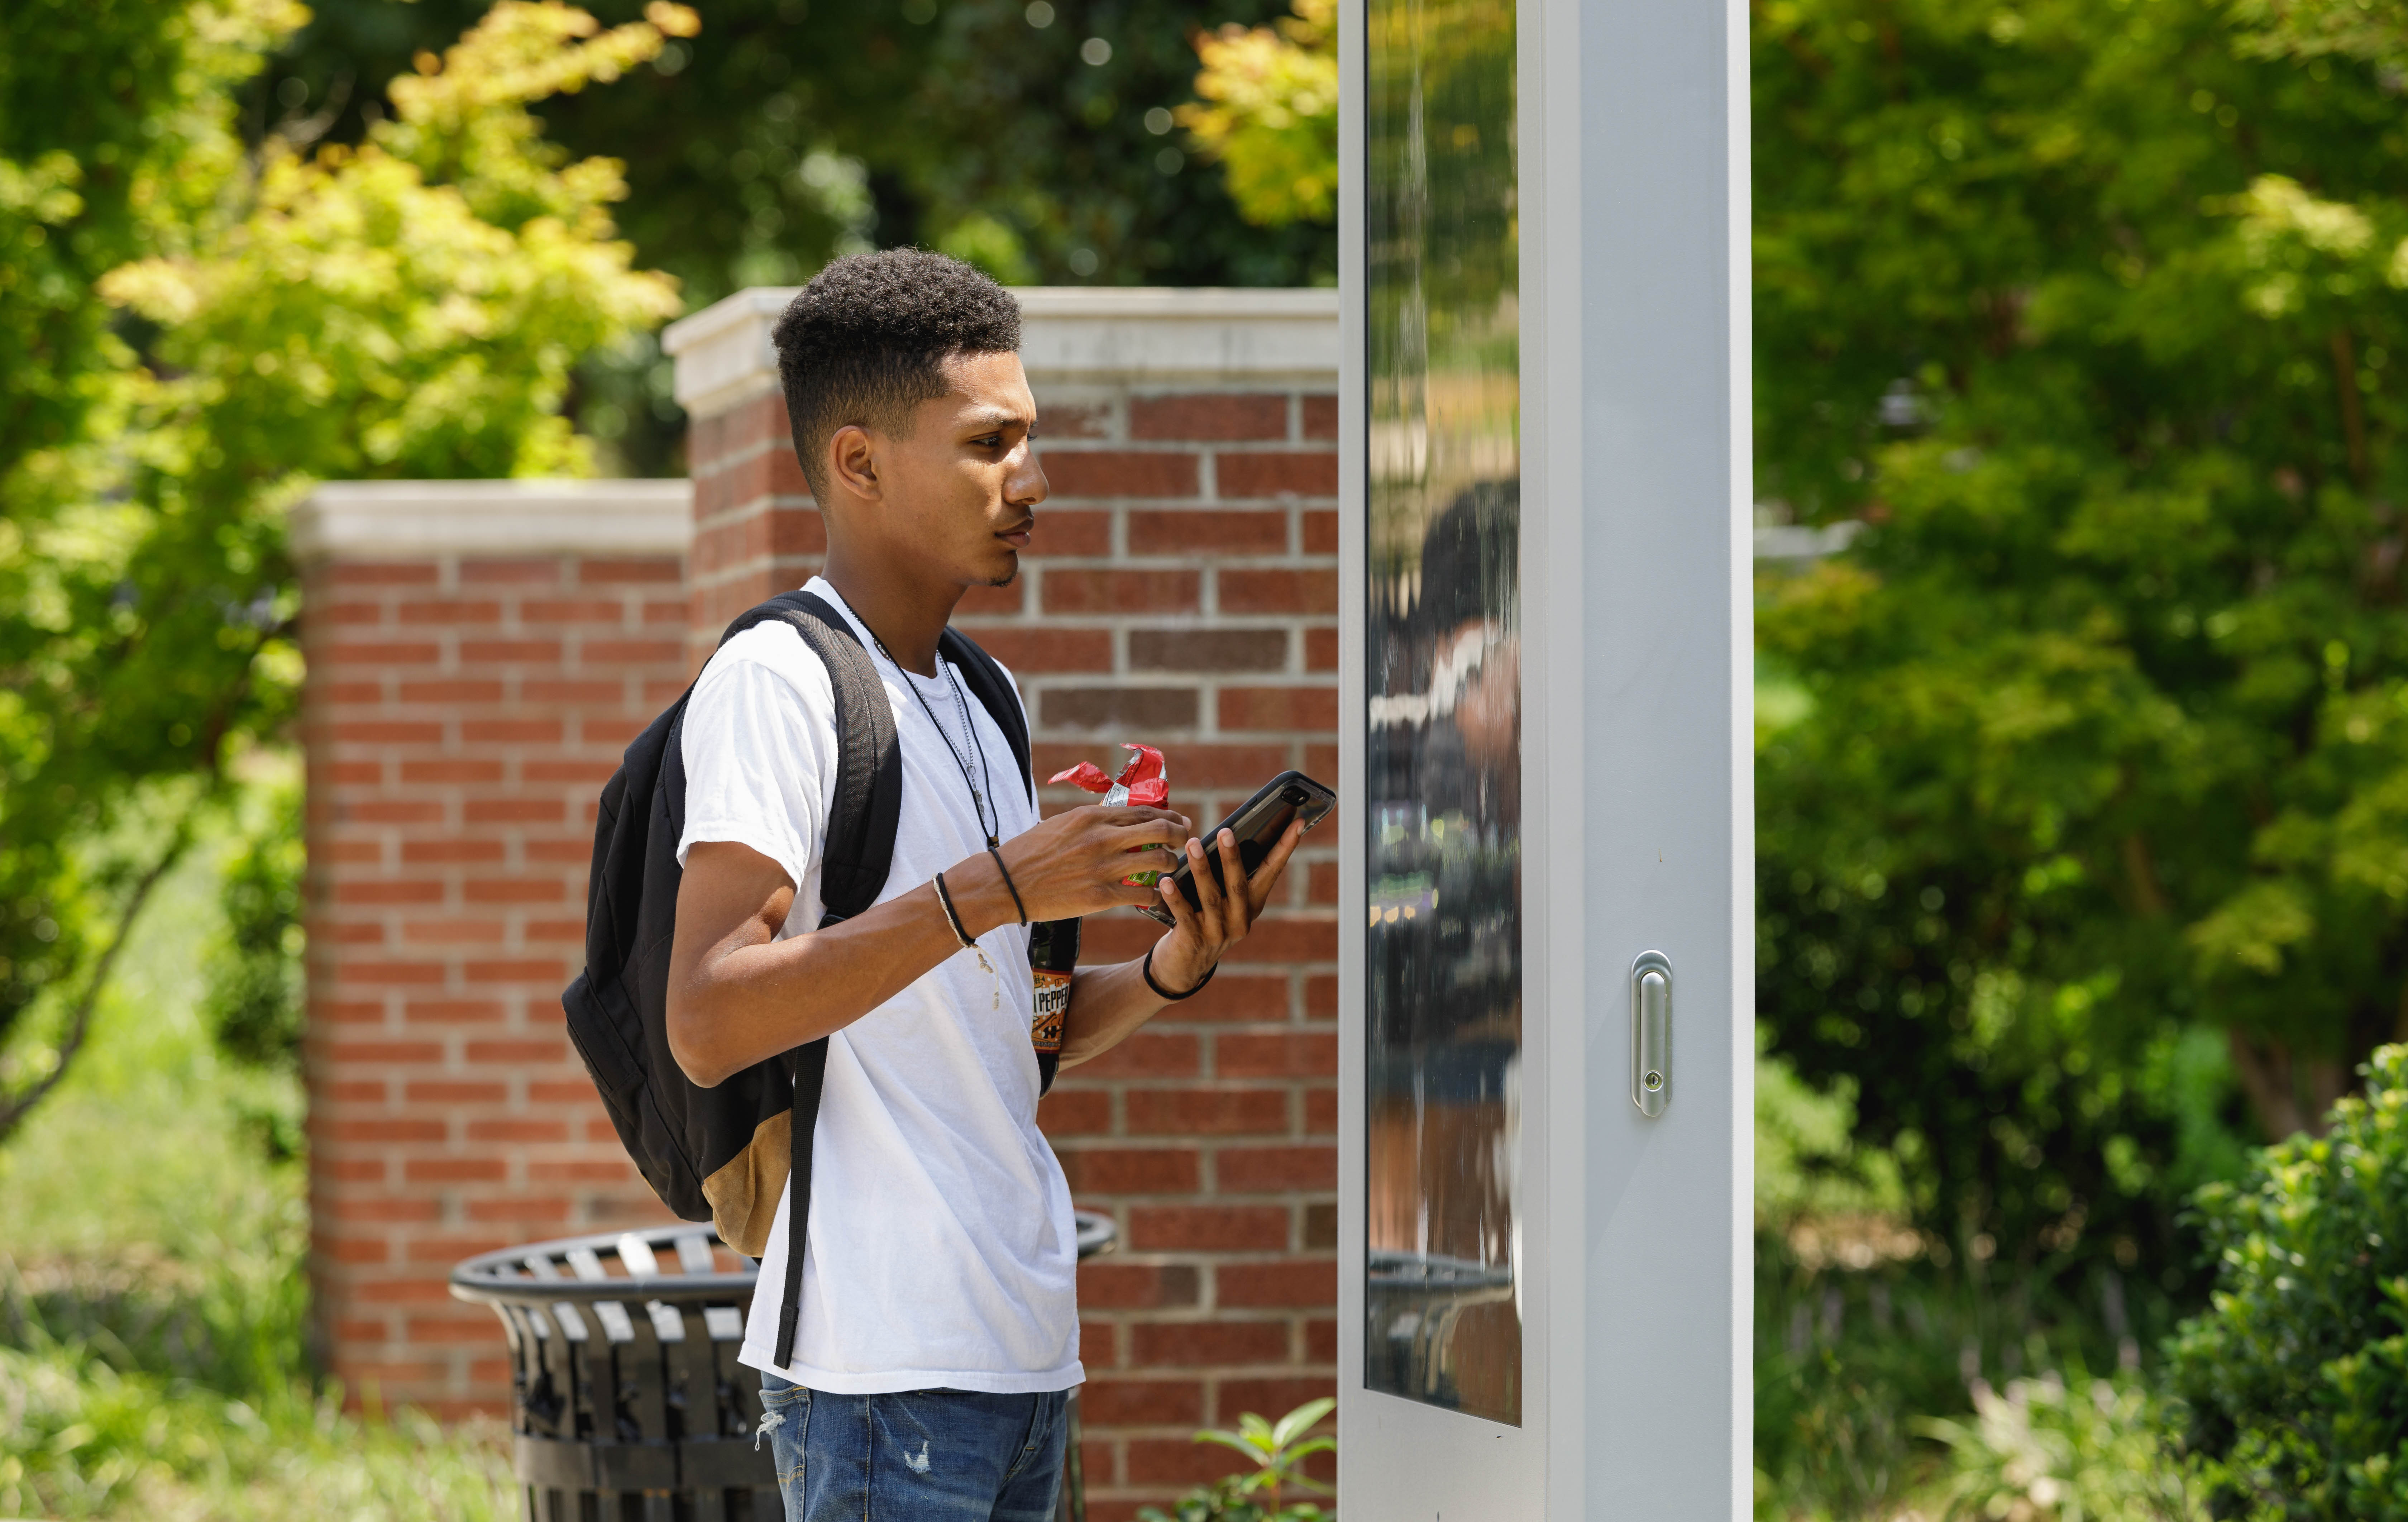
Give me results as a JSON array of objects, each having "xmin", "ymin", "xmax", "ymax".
[
  {"xmin": 680, "ymin": 379, "xmax": 1341, "ymax": 1518},
  {"xmin": 300, "ymin": 545, "xmax": 688, "ymax": 1418}
]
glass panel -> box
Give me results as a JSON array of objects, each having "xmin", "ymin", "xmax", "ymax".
[{"xmin": 1362, "ymin": 0, "xmax": 1522, "ymax": 1426}]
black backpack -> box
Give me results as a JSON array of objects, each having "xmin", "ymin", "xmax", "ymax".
[{"xmin": 561, "ymin": 589, "xmax": 1048, "ymax": 1367}]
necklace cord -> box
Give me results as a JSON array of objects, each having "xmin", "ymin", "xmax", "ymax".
[
  {"xmin": 986, "ymin": 845, "xmax": 1029, "ymax": 926},
  {"xmin": 872, "ymin": 630, "xmax": 1000, "ymax": 846}
]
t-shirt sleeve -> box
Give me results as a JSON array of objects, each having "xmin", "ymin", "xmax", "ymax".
[{"xmin": 675, "ymin": 635, "xmax": 835, "ymax": 900}]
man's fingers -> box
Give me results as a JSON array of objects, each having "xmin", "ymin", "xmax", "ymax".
[
  {"xmin": 1247, "ymin": 819, "xmax": 1305, "ymax": 916},
  {"xmin": 1095, "ymin": 805, "xmax": 1189, "ymax": 831},
  {"xmin": 1099, "ymin": 814, "xmax": 1190, "ymax": 850},
  {"xmin": 1186, "ymin": 834, "xmax": 1229, "ymax": 928},
  {"xmin": 1156, "ymin": 876, "xmax": 1201, "ymax": 939},
  {"xmin": 1214, "ymin": 829, "xmax": 1251, "ymax": 937}
]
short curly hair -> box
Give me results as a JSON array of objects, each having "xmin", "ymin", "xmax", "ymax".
[{"xmin": 770, "ymin": 250, "xmax": 1023, "ymax": 502}]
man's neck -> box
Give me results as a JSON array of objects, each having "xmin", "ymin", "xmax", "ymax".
[{"xmin": 819, "ymin": 546, "xmax": 965, "ymax": 677}]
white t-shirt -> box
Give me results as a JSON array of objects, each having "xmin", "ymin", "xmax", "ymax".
[{"xmin": 677, "ymin": 577, "xmax": 1080, "ymax": 1395}]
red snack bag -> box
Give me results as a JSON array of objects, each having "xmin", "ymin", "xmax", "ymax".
[{"xmin": 1050, "ymin": 744, "xmax": 1173, "ymax": 884}]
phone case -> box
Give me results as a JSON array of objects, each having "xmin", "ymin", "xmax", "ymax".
[{"xmin": 1138, "ymin": 771, "xmax": 1337, "ymax": 926}]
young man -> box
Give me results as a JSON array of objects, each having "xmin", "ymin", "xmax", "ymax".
[{"xmin": 666, "ymin": 249, "xmax": 1303, "ymax": 1521}]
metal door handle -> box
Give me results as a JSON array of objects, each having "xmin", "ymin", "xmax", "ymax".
[{"xmin": 1631, "ymin": 951, "xmax": 1671, "ymax": 1116}]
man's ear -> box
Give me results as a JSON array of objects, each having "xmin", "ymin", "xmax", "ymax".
[{"xmin": 827, "ymin": 423, "xmax": 881, "ymax": 503}]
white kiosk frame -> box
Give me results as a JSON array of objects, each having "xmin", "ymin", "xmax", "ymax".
[{"xmin": 1334, "ymin": 0, "xmax": 1751, "ymax": 1509}]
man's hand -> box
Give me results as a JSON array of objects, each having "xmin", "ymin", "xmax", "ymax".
[
  {"xmin": 1053, "ymin": 817, "xmax": 1304, "ymax": 1068},
  {"xmin": 952, "ymin": 803, "xmax": 1193, "ymax": 931},
  {"xmin": 1145, "ymin": 819, "xmax": 1305, "ymax": 994}
]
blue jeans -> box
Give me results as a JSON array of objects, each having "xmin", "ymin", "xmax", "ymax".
[{"xmin": 757, "ymin": 1373, "xmax": 1069, "ymax": 1522}]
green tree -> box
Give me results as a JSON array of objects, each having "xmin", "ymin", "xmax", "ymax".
[
  {"xmin": 0, "ymin": 0, "xmax": 683, "ymax": 1143},
  {"xmin": 256, "ymin": 0, "xmax": 1341, "ymax": 471},
  {"xmin": 0, "ymin": 0, "xmax": 277, "ymax": 504},
  {"xmin": 265, "ymin": 0, "xmax": 1337, "ymax": 294},
  {"xmin": 1752, "ymin": 0, "xmax": 2408, "ymax": 1296},
  {"xmin": 1180, "ymin": 0, "xmax": 1337, "ymax": 228}
]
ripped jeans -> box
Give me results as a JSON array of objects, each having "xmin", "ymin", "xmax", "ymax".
[{"xmin": 756, "ymin": 1373, "xmax": 1069, "ymax": 1522}]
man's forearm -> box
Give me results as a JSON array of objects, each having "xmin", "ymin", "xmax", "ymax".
[
  {"xmin": 1057, "ymin": 957, "xmax": 1175, "ymax": 1069},
  {"xmin": 668, "ymin": 853, "xmax": 1022, "ymax": 1087}
]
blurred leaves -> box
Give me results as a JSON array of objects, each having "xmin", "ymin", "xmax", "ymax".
[
  {"xmin": 1180, "ymin": 0, "xmax": 1337, "ymax": 227},
  {"xmin": 1753, "ymin": 0, "xmax": 2408, "ymax": 1303},
  {"xmin": 272, "ymin": 0, "xmax": 1338, "ymax": 300},
  {"xmin": 0, "ymin": 1, "xmax": 681, "ymax": 1141},
  {"xmin": 1920, "ymin": 1370, "xmax": 2200, "ymax": 1521},
  {"xmin": 2233, "ymin": 0, "xmax": 2408, "ymax": 69},
  {"xmin": 202, "ymin": 783, "xmax": 303, "ymax": 1075}
]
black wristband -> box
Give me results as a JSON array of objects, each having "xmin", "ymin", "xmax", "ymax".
[
  {"xmin": 1142, "ymin": 944, "xmax": 1215, "ymax": 1001},
  {"xmin": 986, "ymin": 845, "xmax": 1028, "ymax": 926},
  {"xmin": 932, "ymin": 872, "xmax": 978, "ymax": 950}
]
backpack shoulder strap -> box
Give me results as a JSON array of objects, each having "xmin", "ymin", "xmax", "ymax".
[
  {"xmin": 712, "ymin": 590, "xmax": 899, "ymax": 1370},
  {"xmin": 938, "ymin": 626, "xmax": 1035, "ymax": 806},
  {"xmin": 719, "ymin": 590, "xmax": 902, "ymax": 926}
]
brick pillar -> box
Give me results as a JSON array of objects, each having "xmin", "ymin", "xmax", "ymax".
[
  {"xmin": 668, "ymin": 288, "xmax": 1342, "ymax": 1520},
  {"xmin": 292, "ymin": 479, "xmax": 691, "ymax": 1417},
  {"xmin": 673, "ymin": 289, "xmax": 819, "ymax": 662}
]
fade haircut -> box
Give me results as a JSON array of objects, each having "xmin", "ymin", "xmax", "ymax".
[{"xmin": 770, "ymin": 249, "xmax": 1023, "ymax": 502}]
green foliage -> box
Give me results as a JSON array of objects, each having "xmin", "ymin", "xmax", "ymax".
[
  {"xmin": 0, "ymin": 0, "xmax": 681, "ymax": 1144},
  {"xmin": 202, "ymin": 781, "xmax": 304, "ymax": 1076},
  {"xmin": 0, "ymin": 1342, "xmax": 515, "ymax": 1522},
  {"xmin": 1754, "ymin": 1252, "xmax": 2174, "ymax": 1519},
  {"xmin": 0, "ymin": 0, "xmax": 301, "ymax": 1145},
  {"xmin": 1920, "ymin": 1371, "xmax": 2199, "ymax": 1522},
  {"xmin": 1179, "ymin": 0, "xmax": 1337, "ymax": 228},
  {"xmin": 1753, "ymin": 1047, "xmax": 2201, "ymax": 1520},
  {"xmin": 2232, "ymin": 0, "xmax": 2408, "ymax": 68},
  {"xmin": 0, "ymin": 802, "xmax": 511, "ymax": 1519},
  {"xmin": 1752, "ymin": 0, "xmax": 2408, "ymax": 1301},
  {"xmin": 157, "ymin": 0, "xmax": 1344, "ymax": 474},
  {"xmin": 1757, "ymin": 1030, "xmax": 1910, "ymax": 1238},
  {"xmin": 1135, "ymin": 1398, "xmax": 1334, "ymax": 1522},
  {"xmin": 2168, "ymin": 1043, "xmax": 2408, "ymax": 1518},
  {"xmin": 268, "ymin": 0, "xmax": 1337, "ymax": 297},
  {"xmin": 0, "ymin": 0, "xmax": 295, "ymax": 496}
]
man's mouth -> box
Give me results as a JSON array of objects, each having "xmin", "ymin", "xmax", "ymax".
[{"xmin": 997, "ymin": 521, "xmax": 1034, "ymax": 549}]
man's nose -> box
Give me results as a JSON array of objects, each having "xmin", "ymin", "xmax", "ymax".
[{"xmin": 1008, "ymin": 440, "xmax": 1048, "ymax": 508}]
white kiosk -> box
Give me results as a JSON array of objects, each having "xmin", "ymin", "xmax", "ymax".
[{"xmin": 1335, "ymin": 0, "xmax": 1750, "ymax": 1510}]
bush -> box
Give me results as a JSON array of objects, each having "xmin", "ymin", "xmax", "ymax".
[
  {"xmin": 2169, "ymin": 1043, "xmax": 2408, "ymax": 1519},
  {"xmin": 1919, "ymin": 1370, "xmax": 2199, "ymax": 1521}
]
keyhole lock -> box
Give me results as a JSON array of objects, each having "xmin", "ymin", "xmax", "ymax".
[{"xmin": 1630, "ymin": 951, "xmax": 1672, "ymax": 1117}]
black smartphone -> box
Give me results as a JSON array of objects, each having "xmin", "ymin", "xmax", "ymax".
[{"xmin": 1138, "ymin": 770, "xmax": 1337, "ymax": 926}]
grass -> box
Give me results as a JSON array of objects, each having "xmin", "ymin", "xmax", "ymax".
[{"xmin": 0, "ymin": 798, "xmax": 515, "ymax": 1521}]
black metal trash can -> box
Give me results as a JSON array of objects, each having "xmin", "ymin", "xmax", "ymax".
[
  {"xmin": 453, "ymin": 1212, "xmax": 1118, "ymax": 1522},
  {"xmin": 452, "ymin": 1225, "xmax": 779, "ymax": 1521}
]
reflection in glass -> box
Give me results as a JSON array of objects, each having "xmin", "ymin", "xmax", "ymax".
[{"xmin": 1362, "ymin": 0, "xmax": 1522, "ymax": 1426}]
